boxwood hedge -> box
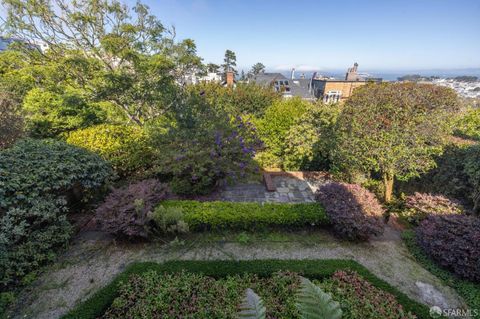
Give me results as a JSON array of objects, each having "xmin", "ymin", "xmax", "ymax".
[
  {"xmin": 160, "ymin": 200, "xmax": 329, "ymax": 230},
  {"xmin": 62, "ymin": 259, "xmax": 432, "ymax": 319}
]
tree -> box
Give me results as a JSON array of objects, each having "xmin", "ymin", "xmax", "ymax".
[
  {"xmin": 222, "ymin": 49, "xmax": 237, "ymax": 74},
  {"xmin": 334, "ymin": 82, "xmax": 459, "ymax": 202},
  {"xmin": 250, "ymin": 62, "xmax": 265, "ymax": 76},
  {"xmin": 1, "ymin": 0, "xmax": 202, "ymax": 125},
  {"xmin": 0, "ymin": 84, "xmax": 24, "ymax": 148},
  {"xmin": 206, "ymin": 63, "xmax": 220, "ymax": 73}
]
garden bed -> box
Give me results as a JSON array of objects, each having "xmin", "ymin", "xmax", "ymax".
[{"xmin": 63, "ymin": 259, "xmax": 432, "ymax": 319}]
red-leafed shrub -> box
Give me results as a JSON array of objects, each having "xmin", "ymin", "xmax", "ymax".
[
  {"xmin": 404, "ymin": 192, "xmax": 463, "ymax": 225},
  {"xmin": 416, "ymin": 215, "xmax": 480, "ymax": 282},
  {"xmin": 95, "ymin": 179, "xmax": 168, "ymax": 238},
  {"xmin": 316, "ymin": 182, "xmax": 385, "ymax": 241}
]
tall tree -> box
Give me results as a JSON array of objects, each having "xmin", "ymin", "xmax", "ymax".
[
  {"xmin": 1, "ymin": 0, "xmax": 202, "ymax": 125},
  {"xmin": 250, "ymin": 62, "xmax": 265, "ymax": 75},
  {"xmin": 334, "ymin": 82, "xmax": 459, "ymax": 202},
  {"xmin": 206, "ymin": 63, "xmax": 220, "ymax": 73},
  {"xmin": 222, "ymin": 49, "xmax": 237, "ymax": 74}
]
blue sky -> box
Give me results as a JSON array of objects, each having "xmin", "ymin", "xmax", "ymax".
[{"xmin": 128, "ymin": 0, "xmax": 480, "ymax": 72}]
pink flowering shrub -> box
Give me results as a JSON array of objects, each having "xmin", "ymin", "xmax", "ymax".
[
  {"xmin": 404, "ymin": 192, "xmax": 463, "ymax": 225},
  {"xmin": 316, "ymin": 182, "xmax": 385, "ymax": 241}
]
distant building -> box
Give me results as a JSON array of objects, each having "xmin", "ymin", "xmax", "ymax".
[
  {"xmin": 0, "ymin": 36, "xmax": 42, "ymax": 52},
  {"xmin": 248, "ymin": 71, "xmax": 316, "ymax": 100},
  {"xmin": 312, "ymin": 63, "xmax": 382, "ymax": 103}
]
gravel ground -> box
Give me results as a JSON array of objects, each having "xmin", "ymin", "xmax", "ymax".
[{"xmin": 8, "ymin": 227, "xmax": 466, "ymax": 319}]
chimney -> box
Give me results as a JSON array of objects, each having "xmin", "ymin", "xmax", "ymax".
[
  {"xmin": 291, "ymin": 68, "xmax": 295, "ymax": 80},
  {"xmin": 226, "ymin": 71, "xmax": 234, "ymax": 86}
]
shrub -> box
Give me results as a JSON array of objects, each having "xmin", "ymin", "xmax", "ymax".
[
  {"xmin": 0, "ymin": 87, "xmax": 23, "ymax": 149},
  {"xmin": 66, "ymin": 124, "xmax": 152, "ymax": 177},
  {"xmin": 464, "ymin": 144, "xmax": 480, "ymax": 215},
  {"xmin": 455, "ymin": 107, "xmax": 480, "ymax": 140},
  {"xmin": 149, "ymin": 93, "xmax": 262, "ymax": 195},
  {"xmin": 161, "ymin": 200, "xmax": 328, "ymax": 231},
  {"xmin": 320, "ymin": 270, "xmax": 416, "ymax": 319},
  {"xmin": 150, "ymin": 205, "xmax": 189, "ymax": 235},
  {"xmin": 416, "ymin": 215, "xmax": 480, "ymax": 282},
  {"xmin": 403, "ymin": 192, "xmax": 464, "ymax": 225},
  {"xmin": 255, "ymin": 97, "xmax": 309, "ymax": 169},
  {"xmin": 0, "ymin": 139, "xmax": 111, "ymax": 289},
  {"xmin": 95, "ymin": 179, "xmax": 168, "ymax": 238},
  {"xmin": 315, "ymin": 182, "xmax": 385, "ymax": 241}
]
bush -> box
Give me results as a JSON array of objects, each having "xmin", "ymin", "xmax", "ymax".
[
  {"xmin": 464, "ymin": 144, "xmax": 480, "ymax": 214},
  {"xmin": 320, "ymin": 270, "xmax": 416, "ymax": 319},
  {"xmin": 255, "ymin": 97, "xmax": 309, "ymax": 169},
  {"xmin": 150, "ymin": 205, "xmax": 189, "ymax": 235},
  {"xmin": 283, "ymin": 103, "xmax": 340, "ymax": 171},
  {"xmin": 416, "ymin": 215, "xmax": 480, "ymax": 282},
  {"xmin": 404, "ymin": 192, "xmax": 464, "ymax": 225},
  {"xmin": 161, "ymin": 200, "xmax": 328, "ymax": 231},
  {"xmin": 316, "ymin": 182, "xmax": 385, "ymax": 241},
  {"xmin": 0, "ymin": 87, "xmax": 23, "ymax": 149},
  {"xmin": 66, "ymin": 124, "xmax": 152, "ymax": 177},
  {"xmin": 149, "ymin": 93, "xmax": 262, "ymax": 195},
  {"xmin": 455, "ymin": 107, "xmax": 480, "ymax": 140},
  {"xmin": 95, "ymin": 179, "xmax": 168, "ymax": 238},
  {"xmin": 0, "ymin": 139, "xmax": 111, "ymax": 289}
]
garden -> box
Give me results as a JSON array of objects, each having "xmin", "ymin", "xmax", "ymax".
[{"xmin": 1, "ymin": 0, "xmax": 480, "ymax": 318}]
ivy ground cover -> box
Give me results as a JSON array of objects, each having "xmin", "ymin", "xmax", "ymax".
[{"xmin": 63, "ymin": 260, "xmax": 432, "ymax": 319}]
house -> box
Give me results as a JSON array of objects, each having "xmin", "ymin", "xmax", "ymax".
[
  {"xmin": 311, "ymin": 63, "xmax": 382, "ymax": 103},
  {"xmin": 248, "ymin": 71, "xmax": 316, "ymax": 100}
]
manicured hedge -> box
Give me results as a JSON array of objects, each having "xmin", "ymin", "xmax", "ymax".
[
  {"xmin": 62, "ymin": 259, "xmax": 432, "ymax": 319},
  {"xmin": 161, "ymin": 200, "xmax": 328, "ymax": 230},
  {"xmin": 403, "ymin": 230, "xmax": 480, "ymax": 312}
]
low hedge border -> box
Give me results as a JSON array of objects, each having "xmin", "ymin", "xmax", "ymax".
[
  {"xmin": 402, "ymin": 230, "xmax": 480, "ymax": 312},
  {"xmin": 161, "ymin": 200, "xmax": 329, "ymax": 230},
  {"xmin": 63, "ymin": 259, "xmax": 431, "ymax": 319}
]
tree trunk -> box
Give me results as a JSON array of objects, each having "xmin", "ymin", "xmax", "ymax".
[{"xmin": 383, "ymin": 172, "xmax": 394, "ymax": 203}]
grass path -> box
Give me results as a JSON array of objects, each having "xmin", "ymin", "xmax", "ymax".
[{"xmin": 9, "ymin": 226, "xmax": 466, "ymax": 319}]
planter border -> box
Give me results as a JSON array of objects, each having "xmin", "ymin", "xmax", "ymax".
[{"xmin": 62, "ymin": 259, "xmax": 431, "ymax": 319}]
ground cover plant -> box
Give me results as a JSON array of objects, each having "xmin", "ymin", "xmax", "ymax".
[
  {"xmin": 63, "ymin": 260, "xmax": 430, "ymax": 319},
  {"xmin": 159, "ymin": 200, "xmax": 328, "ymax": 231},
  {"xmin": 402, "ymin": 230, "xmax": 480, "ymax": 312},
  {"xmin": 315, "ymin": 182, "xmax": 385, "ymax": 241},
  {"xmin": 403, "ymin": 192, "xmax": 464, "ymax": 225}
]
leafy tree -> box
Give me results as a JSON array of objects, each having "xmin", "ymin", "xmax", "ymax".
[
  {"xmin": 334, "ymin": 82, "xmax": 459, "ymax": 202},
  {"xmin": 222, "ymin": 49, "xmax": 237, "ymax": 74},
  {"xmin": 250, "ymin": 62, "xmax": 265, "ymax": 75},
  {"xmin": 0, "ymin": 85, "xmax": 23, "ymax": 148},
  {"xmin": 206, "ymin": 63, "xmax": 220, "ymax": 73},
  {"xmin": 1, "ymin": 0, "xmax": 202, "ymax": 125}
]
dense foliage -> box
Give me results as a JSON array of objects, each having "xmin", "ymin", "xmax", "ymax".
[
  {"xmin": 103, "ymin": 270, "xmax": 301, "ymax": 319},
  {"xmin": 0, "ymin": 139, "xmax": 111, "ymax": 289},
  {"xmin": 316, "ymin": 182, "xmax": 385, "ymax": 241},
  {"xmin": 320, "ymin": 271, "xmax": 416, "ymax": 319},
  {"xmin": 255, "ymin": 98, "xmax": 309, "ymax": 169},
  {"xmin": 149, "ymin": 93, "xmax": 262, "ymax": 195},
  {"xmin": 67, "ymin": 124, "xmax": 152, "ymax": 176},
  {"xmin": 416, "ymin": 215, "xmax": 480, "ymax": 282},
  {"xmin": 161, "ymin": 200, "xmax": 328, "ymax": 231},
  {"xmin": 63, "ymin": 260, "xmax": 432, "ymax": 319},
  {"xmin": 150, "ymin": 205, "xmax": 189, "ymax": 235},
  {"xmin": 283, "ymin": 102, "xmax": 340, "ymax": 171},
  {"xmin": 455, "ymin": 107, "xmax": 480, "ymax": 140},
  {"xmin": 334, "ymin": 82, "xmax": 459, "ymax": 202},
  {"xmin": 402, "ymin": 230, "xmax": 480, "ymax": 312},
  {"xmin": 95, "ymin": 179, "xmax": 168, "ymax": 239},
  {"xmin": 404, "ymin": 192, "xmax": 464, "ymax": 225}
]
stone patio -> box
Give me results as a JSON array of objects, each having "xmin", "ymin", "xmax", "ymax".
[{"xmin": 218, "ymin": 175, "xmax": 329, "ymax": 203}]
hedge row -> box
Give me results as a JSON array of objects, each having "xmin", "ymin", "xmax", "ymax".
[
  {"xmin": 62, "ymin": 259, "xmax": 431, "ymax": 319},
  {"xmin": 402, "ymin": 230, "xmax": 480, "ymax": 312},
  {"xmin": 161, "ymin": 200, "xmax": 329, "ymax": 230}
]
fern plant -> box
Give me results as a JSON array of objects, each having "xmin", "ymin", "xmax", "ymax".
[
  {"xmin": 238, "ymin": 288, "xmax": 266, "ymax": 319},
  {"xmin": 296, "ymin": 277, "xmax": 342, "ymax": 319},
  {"xmin": 237, "ymin": 277, "xmax": 342, "ymax": 319}
]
